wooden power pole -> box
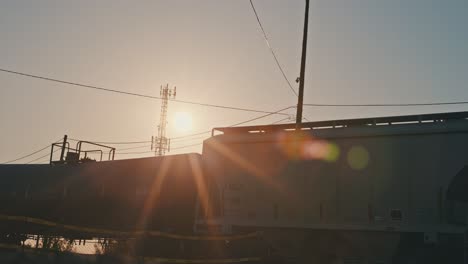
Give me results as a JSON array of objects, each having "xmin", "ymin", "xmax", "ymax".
[{"xmin": 296, "ymin": 0, "xmax": 310, "ymax": 127}]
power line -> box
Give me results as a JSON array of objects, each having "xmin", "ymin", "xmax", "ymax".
[
  {"xmin": 116, "ymin": 150, "xmax": 154, "ymax": 155},
  {"xmin": 229, "ymin": 106, "xmax": 293, "ymax": 127},
  {"xmin": 304, "ymin": 102, "xmax": 468, "ymax": 107},
  {"xmin": 171, "ymin": 131, "xmax": 211, "ymax": 140},
  {"xmin": 171, "ymin": 134, "xmax": 210, "ymax": 143},
  {"xmin": 117, "ymin": 144, "xmax": 152, "ymax": 151},
  {"xmin": 115, "ymin": 99, "xmax": 468, "ymax": 154},
  {"xmin": 172, "ymin": 143, "xmax": 202, "ymax": 150},
  {"xmin": 175, "ymin": 98, "xmax": 290, "ymax": 116},
  {"xmin": 68, "ymin": 130, "xmax": 212, "ymax": 145},
  {"xmin": 73, "ymin": 106, "xmax": 292, "ymax": 149},
  {"xmin": 78, "ymin": 106, "xmax": 292, "ymax": 146},
  {"xmin": 9, "ymin": 98, "xmax": 468, "ymax": 161},
  {"xmin": 69, "ymin": 138, "xmax": 151, "ymax": 145},
  {"xmin": 4, "ymin": 107, "xmax": 290, "ymax": 161},
  {"xmin": 69, "ymin": 132, "xmax": 209, "ymax": 146},
  {"xmin": 25, "ymin": 155, "xmax": 49, "ymax": 164},
  {"xmin": 270, "ymin": 116, "xmax": 309, "ymax": 124},
  {"xmin": 271, "ymin": 117, "xmax": 292, "ymax": 124},
  {"xmin": 69, "ymin": 107, "xmax": 288, "ymax": 146},
  {"xmin": 116, "ymin": 106, "xmax": 293, "ymax": 156},
  {"xmin": 0, "ymin": 68, "xmax": 289, "ymax": 116},
  {"xmin": 248, "ymin": 0, "xmax": 298, "ymax": 97},
  {"xmin": 1, "ymin": 145, "xmax": 50, "ymax": 164},
  {"xmin": 0, "ymin": 138, "xmax": 62, "ymax": 164},
  {"xmin": 117, "ymin": 143, "xmax": 202, "ymax": 155},
  {"xmin": 26, "ymin": 149, "xmax": 59, "ymax": 164}
]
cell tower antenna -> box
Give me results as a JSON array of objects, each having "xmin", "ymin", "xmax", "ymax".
[{"xmin": 152, "ymin": 84, "xmax": 176, "ymax": 156}]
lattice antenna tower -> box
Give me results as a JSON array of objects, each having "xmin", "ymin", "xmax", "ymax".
[{"xmin": 152, "ymin": 84, "xmax": 176, "ymax": 156}]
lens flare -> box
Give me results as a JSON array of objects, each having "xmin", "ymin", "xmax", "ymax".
[
  {"xmin": 277, "ymin": 132, "xmax": 340, "ymax": 162},
  {"xmin": 347, "ymin": 146, "xmax": 370, "ymax": 170}
]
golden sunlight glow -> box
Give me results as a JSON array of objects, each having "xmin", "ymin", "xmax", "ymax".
[
  {"xmin": 137, "ymin": 158, "xmax": 171, "ymax": 231},
  {"xmin": 173, "ymin": 112, "xmax": 193, "ymax": 133},
  {"xmin": 206, "ymin": 139, "xmax": 291, "ymax": 199},
  {"xmin": 188, "ymin": 155, "xmax": 211, "ymax": 219}
]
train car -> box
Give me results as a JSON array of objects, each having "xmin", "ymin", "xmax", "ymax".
[
  {"xmin": 199, "ymin": 111, "xmax": 468, "ymax": 263},
  {"xmin": 0, "ymin": 151, "xmax": 257, "ymax": 260},
  {"xmin": 0, "ymin": 153, "xmax": 206, "ymax": 235}
]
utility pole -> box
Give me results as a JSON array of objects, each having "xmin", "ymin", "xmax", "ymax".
[
  {"xmin": 59, "ymin": 135, "xmax": 67, "ymax": 162},
  {"xmin": 296, "ymin": 0, "xmax": 310, "ymax": 127},
  {"xmin": 152, "ymin": 84, "xmax": 176, "ymax": 156}
]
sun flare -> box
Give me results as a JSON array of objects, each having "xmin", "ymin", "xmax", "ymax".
[{"xmin": 173, "ymin": 112, "xmax": 193, "ymax": 133}]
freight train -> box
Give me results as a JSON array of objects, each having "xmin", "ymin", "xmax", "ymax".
[{"xmin": 1, "ymin": 111, "xmax": 468, "ymax": 263}]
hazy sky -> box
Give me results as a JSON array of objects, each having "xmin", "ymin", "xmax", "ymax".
[{"xmin": 1, "ymin": 0, "xmax": 467, "ymax": 162}]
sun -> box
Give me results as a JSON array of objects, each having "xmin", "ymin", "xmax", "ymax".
[{"xmin": 173, "ymin": 112, "xmax": 193, "ymax": 132}]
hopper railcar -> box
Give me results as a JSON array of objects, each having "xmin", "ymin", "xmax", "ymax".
[{"xmin": 199, "ymin": 111, "xmax": 468, "ymax": 263}]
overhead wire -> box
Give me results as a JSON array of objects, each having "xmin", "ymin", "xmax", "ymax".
[
  {"xmin": 171, "ymin": 134, "xmax": 210, "ymax": 143},
  {"xmin": 304, "ymin": 102, "xmax": 468, "ymax": 107},
  {"xmin": 228, "ymin": 106, "xmax": 293, "ymax": 127},
  {"xmin": 151, "ymin": 99, "xmax": 468, "ymax": 154},
  {"xmin": 248, "ymin": 0, "xmax": 298, "ymax": 97},
  {"xmin": 0, "ymin": 66, "xmax": 295, "ymax": 157},
  {"xmin": 271, "ymin": 117, "xmax": 292, "ymax": 124},
  {"xmin": 16, "ymin": 98, "xmax": 467, "ymax": 160},
  {"xmin": 69, "ymin": 106, "xmax": 293, "ymax": 146},
  {"xmin": 117, "ymin": 144, "xmax": 152, "ymax": 151},
  {"xmin": 248, "ymin": 1, "xmax": 313, "ymax": 122},
  {"xmin": 0, "ymin": 138, "xmax": 62, "ymax": 164},
  {"xmin": 69, "ymin": 138, "xmax": 151, "ymax": 145},
  {"xmin": 115, "ymin": 150, "xmax": 153, "ymax": 155},
  {"xmin": 116, "ymin": 106, "xmax": 293, "ymax": 156},
  {"xmin": 171, "ymin": 130, "xmax": 211, "ymax": 140},
  {"xmin": 68, "ymin": 130, "xmax": 212, "ymax": 146},
  {"xmin": 69, "ymin": 99, "xmax": 466, "ymax": 146},
  {"xmin": 0, "ymin": 68, "xmax": 289, "ymax": 116},
  {"xmin": 14, "ymin": 96, "xmax": 466, "ymax": 160},
  {"xmin": 172, "ymin": 143, "xmax": 202, "ymax": 150},
  {"xmin": 117, "ymin": 143, "xmax": 202, "ymax": 155},
  {"xmin": 25, "ymin": 154, "xmax": 50, "ymax": 164},
  {"xmin": 25, "ymin": 148, "xmax": 61, "ymax": 164}
]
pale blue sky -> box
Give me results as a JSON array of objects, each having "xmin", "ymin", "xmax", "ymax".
[{"xmin": 1, "ymin": 0, "xmax": 467, "ymax": 162}]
